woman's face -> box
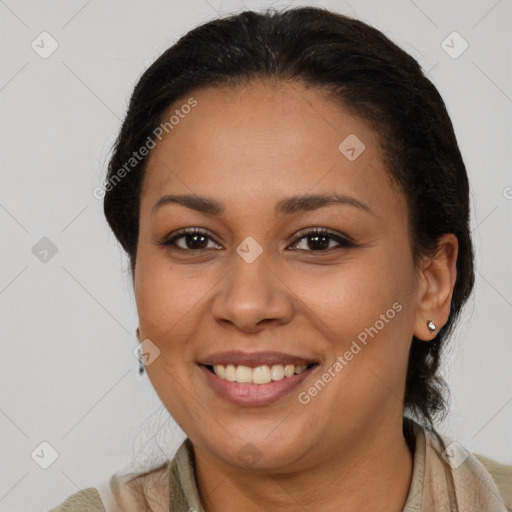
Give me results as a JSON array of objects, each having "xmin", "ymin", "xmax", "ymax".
[{"xmin": 135, "ymin": 80, "xmax": 427, "ymax": 471}]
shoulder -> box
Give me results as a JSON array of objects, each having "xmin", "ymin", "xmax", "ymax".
[
  {"xmin": 412, "ymin": 420, "xmax": 511, "ymax": 511},
  {"xmin": 47, "ymin": 487, "xmax": 105, "ymax": 512},
  {"xmin": 47, "ymin": 461, "xmax": 172, "ymax": 512},
  {"xmin": 473, "ymin": 452, "xmax": 512, "ymax": 511}
]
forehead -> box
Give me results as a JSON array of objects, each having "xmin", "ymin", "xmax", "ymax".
[{"xmin": 140, "ymin": 80, "xmax": 404, "ymax": 219}]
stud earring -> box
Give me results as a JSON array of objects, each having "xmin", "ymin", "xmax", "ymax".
[{"xmin": 427, "ymin": 320, "xmax": 437, "ymax": 334}]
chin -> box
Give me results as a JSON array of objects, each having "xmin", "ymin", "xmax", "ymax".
[{"xmin": 199, "ymin": 427, "xmax": 314, "ymax": 472}]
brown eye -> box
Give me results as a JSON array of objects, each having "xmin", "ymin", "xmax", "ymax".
[
  {"xmin": 157, "ymin": 228, "xmax": 222, "ymax": 251},
  {"xmin": 288, "ymin": 228, "xmax": 354, "ymax": 252},
  {"xmin": 155, "ymin": 227, "xmax": 355, "ymax": 253}
]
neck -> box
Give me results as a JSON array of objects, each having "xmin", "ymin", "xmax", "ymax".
[{"xmin": 193, "ymin": 417, "xmax": 414, "ymax": 512}]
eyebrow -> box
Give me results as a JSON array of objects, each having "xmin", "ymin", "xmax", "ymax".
[{"xmin": 151, "ymin": 193, "xmax": 376, "ymax": 217}]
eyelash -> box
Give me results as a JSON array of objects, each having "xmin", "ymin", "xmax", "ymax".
[{"xmin": 156, "ymin": 227, "xmax": 355, "ymax": 253}]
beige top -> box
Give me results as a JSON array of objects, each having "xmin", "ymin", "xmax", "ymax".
[{"xmin": 48, "ymin": 418, "xmax": 511, "ymax": 511}]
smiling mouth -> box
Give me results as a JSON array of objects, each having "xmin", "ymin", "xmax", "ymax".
[{"xmin": 202, "ymin": 362, "xmax": 318, "ymax": 385}]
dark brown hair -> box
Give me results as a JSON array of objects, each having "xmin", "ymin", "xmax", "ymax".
[{"xmin": 103, "ymin": 6, "xmax": 474, "ymax": 428}]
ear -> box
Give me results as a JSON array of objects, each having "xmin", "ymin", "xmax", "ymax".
[{"xmin": 413, "ymin": 233, "xmax": 458, "ymax": 341}]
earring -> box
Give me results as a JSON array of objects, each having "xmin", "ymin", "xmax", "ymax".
[
  {"xmin": 427, "ymin": 320, "xmax": 437, "ymax": 334},
  {"xmin": 138, "ymin": 349, "xmax": 145, "ymax": 375},
  {"xmin": 136, "ymin": 328, "xmax": 145, "ymax": 376}
]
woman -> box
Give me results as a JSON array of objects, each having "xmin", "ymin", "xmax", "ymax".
[{"xmin": 49, "ymin": 5, "xmax": 511, "ymax": 512}]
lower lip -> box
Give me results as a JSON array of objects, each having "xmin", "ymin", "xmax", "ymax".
[{"xmin": 199, "ymin": 364, "xmax": 317, "ymax": 406}]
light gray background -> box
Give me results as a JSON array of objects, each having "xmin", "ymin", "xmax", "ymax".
[{"xmin": 0, "ymin": 0, "xmax": 511, "ymax": 510}]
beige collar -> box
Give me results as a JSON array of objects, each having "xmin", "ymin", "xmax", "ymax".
[{"xmin": 402, "ymin": 418, "xmax": 509, "ymax": 511}]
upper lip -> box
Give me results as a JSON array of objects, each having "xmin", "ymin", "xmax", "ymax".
[{"xmin": 199, "ymin": 350, "xmax": 318, "ymax": 368}]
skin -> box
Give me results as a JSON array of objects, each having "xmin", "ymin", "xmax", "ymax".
[{"xmin": 134, "ymin": 80, "xmax": 458, "ymax": 512}]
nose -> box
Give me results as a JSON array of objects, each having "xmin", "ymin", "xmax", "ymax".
[{"xmin": 211, "ymin": 250, "xmax": 294, "ymax": 333}]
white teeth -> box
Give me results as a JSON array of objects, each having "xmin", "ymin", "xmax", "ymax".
[
  {"xmin": 253, "ymin": 365, "xmax": 272, "ymax": 384},
  {"xmin": 235, "ymin": 365, "xmax": 253, "ymax": 383},
  {"xmin": 211, "ymin": 363, "xmax": 311, "ymax": 383},
  {"xmin": 213, "ymin": 364, "xmax": 225, "ymax": 379},
  {"xmin": 270, "ymin": 364, "xmax": 284, "ymax": 381},
  {"xmin": 284, "ymin": 364, "xmax": 295, "ymax": 377},
  {"xmin": 225, "ymin": 364, "xmax": 237, "ymax": 382}
]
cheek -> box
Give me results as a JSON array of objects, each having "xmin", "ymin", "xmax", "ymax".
[
  {"xmin": 135, "ymin": 243, "xmax": 180, "ymax": 312},
  {"xmin": 288, "ymin": 254, "xmax": 409, "ymax": 344},
  {"xmin": 134, "ymin": 250, "xmax": 225, "ymax": 363},
  {"xmin": 134, "ymin": 252, "xmax": 193, "ymax": 345},
  {"xmin": 135, "ymin": 259, "xmax": 207, "ymax": 422},
  {"xmin": 294, "ymin": 253, "xmax": 414, "ymax": 403}
]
